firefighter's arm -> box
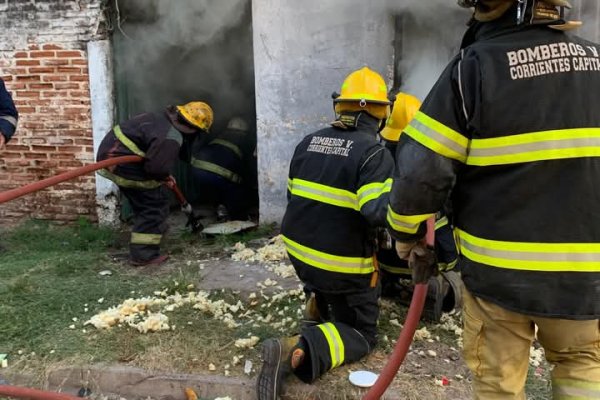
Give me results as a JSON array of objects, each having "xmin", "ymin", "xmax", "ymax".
[
  {"xmin": 144, "ymin": 127, "xmax": 183, "ymax": 180},
  {"xmin": 387, "ymin": 53, "xmax": 476, "ymax": 244},
  {"xmin": 0, "ymin": 78, "xmax": 18, "ymax": 145},
  {"xmin": 357, "ymin": 145, "xmax": 395, "ymax": 227}
]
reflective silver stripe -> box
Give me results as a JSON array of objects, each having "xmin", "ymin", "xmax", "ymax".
[
  {"xmin": 554, "ymin": 384, "xmax": 600, "ymax": 399},
  {"xmin": 469, "ymin": 136, "xmax": 600, "ymax": 158},
  {"xmin": 131, "ymin": 232, "xmax": 162, "ymax": 245},
  {"xmin": 410, "ymin": 118, "xmax": 468, "ymax": 158},
  {"xmin": 282, "ymin": 235, "xmax": 373, "ymax": 274},
  {"xmin": 0, "ymin": 115, "xmax": 17, "ymax": 127},
  {"xmin": 97, "ymin": 169, "xmax": 163, "ymax": 189},
  {"xmin": 461, "ymin": 239, "xmax": 600, "ymax": 262},
  {"xmin": 290, "ymin": 179, "xmax": 358, "ymax": 210},
  {"xmin": 166, "ymin": 127, "xmax": 183, "ymax": 146},
  {"xmin": 357, "ymin": 179, "xmax": 392, "ymax": 208},
  {"xmin": 211, "ymin": 139, "xmax": 243, "ymax": 158},
  {"xmin": 319, "ymin": 323, "xmax": 343, "ymax": 368}
]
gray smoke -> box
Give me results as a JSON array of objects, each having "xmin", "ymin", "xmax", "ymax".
[
  {"xmin": 113, "ymin": 0, "xmax": 255, "ymax": 130},
  {"xmin": 386, "ymin": 0, "xmax": 472, "ymax": 101}
]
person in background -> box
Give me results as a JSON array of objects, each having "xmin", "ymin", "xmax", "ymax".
[
  {"xmin": 190, "ymin": 116, "xmax": 256, "ymax": 221},
  {"xmin": 0, "ymin": 77, "xmax": 18, "ymax": 149}
]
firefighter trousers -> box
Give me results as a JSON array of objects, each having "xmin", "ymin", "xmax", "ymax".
[
  {"xmin": 121, "ymin": 186, "xmax": 170, "ymax": 262},
  {"xmin": 463, "ymin": 289, "xmax": 600, "ymax": 400},
  {"xmin": 294, "ymin": 287, "xmax": 379, "ymax": 383}
]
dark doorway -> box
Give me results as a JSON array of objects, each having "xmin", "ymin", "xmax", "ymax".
[{"xmin": 108, "ymin": 0, "xmax": 257, "ymax": 217}]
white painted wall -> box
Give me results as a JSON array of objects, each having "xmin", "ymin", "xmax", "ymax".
[
  {"xmin": 252, "ymin": 0, "xmax": 395, "ymax": 223},
  {"xmin": 88, "ymin": 40, "xmax": 120, "ymax": 226}
]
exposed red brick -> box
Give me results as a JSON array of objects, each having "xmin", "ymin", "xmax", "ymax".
[
  {"xmin": 54, "ymin": 83, "xmax": 79, "ymax": 90},
  {"xmin": 56, "ymin": 51, "xmax": 83, "ymax": 58},
  {"xmin": 16, "ymin": 75, "xmax": 41, "ymax": 82},
  {"xmin": 43, "ymin": 59, "xmax": 69, "ymax": 66},
  {"xmin": 16, "ymin": 59, "xmax": 40, "ymax": 66},
  {"xmin": 29, "ymin": 67, "xmax": 55, "ymax": 74},
  {"xmin": 28, "ymin": 83, "xmax": 53, "ymax": 90},
  {"xmin": 30, "ymin": 51, "xmax": 55, "ymax": 58},
  {"xmin": 15, "ymin": 91, "xmax": 41, "ymax": 98},
  {"xmin": 69, "ymin": 75, "xmax": 88, "ymax": 82},
  {"xmin": 56, "ymin": 67, "xmax": 81, "ymax": 74},
  {"xmin": 14, "ymin": 51, "xmax": 29, "ymax": 58},
  {"xmin": 42, "ymin": 75, "xmax": 68, "ymax": 82},
  {"xmin": 42, "ymin": 44, "xmax": 63, "ymax": 50}
]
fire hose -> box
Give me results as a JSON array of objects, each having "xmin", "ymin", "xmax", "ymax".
[
  {"xmin": 362, "ymin": 217, "xmax": 436, "ymax": 400},
  {"xmin": 0, "ymin": 155, "xmax": 143, "ymax": 205},
  {"xmin": 0, "ymin": 385, "xmax": 82, "ymax": 400},
  {"xmin": 0, "ymin": 155, "xmax": 199, "ymax": 231}
]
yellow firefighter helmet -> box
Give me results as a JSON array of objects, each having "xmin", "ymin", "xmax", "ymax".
[
  {"xmin": 333, "ymin": 67, "xmax": 391, "ymax": 120},
  {"xmin": 176, "ymin": 101, "xmax": 214, "ymax": 132},
  {"xmin": 380, "ymin": 92, "xmax": 421, "ymax": 142}
]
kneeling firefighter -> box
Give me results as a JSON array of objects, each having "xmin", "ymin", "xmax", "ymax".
[
  {"xmin": 256, "ymin": 67, "xmax": 395, "ymax": 399},
  {"xmin": 190, "ymin": 116, "xmax": 256, "ymax": 221},
  {"xmin": 97, "ymin": 102, "xmax": 213, "ymax": 266},
  {"xmin": 377, "ymin": 93, "xmax": 461, "ymax": 322}
]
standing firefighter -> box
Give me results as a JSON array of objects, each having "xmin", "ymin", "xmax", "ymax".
[
  {"xmin": 256, "ymin": 67, "xmax": 394, "ymax": 399},
  {"xmin": 377, "ymin": 93, "xmax": 461, "ymax": 322},
  {"xmin": 190, "ymin": 116, "xmax": 256, "ymax": 221},
  {"xmin": 387, "ymin": 1, "xmax": 600, "ymax": 399},
  {"xmin": 0, "ymin": 77, "xmax": 18, "ymax": 148},
  {"xmin": 97, "ymin": 102, "xmax": 213, "ymax": 266}
]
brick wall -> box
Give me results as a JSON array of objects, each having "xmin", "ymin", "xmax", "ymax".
[{"xmin": 0, "ymin": 0, "xmax": 106, "ymax": 224}]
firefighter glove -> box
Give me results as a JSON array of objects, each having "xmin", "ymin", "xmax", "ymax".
[
  {"xmin": 395, "ymin": 240, "xmax": 419, "ymax": 260},
  {"xmin": 408, "ymin": 243, "xmax": 437, "ymax": 285}
]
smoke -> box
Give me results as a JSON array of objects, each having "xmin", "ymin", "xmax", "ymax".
[
  {"xmin": 113, "ymin": 0, "xmax": 255, "ymax": 131},
  {"xmin": 386, "ymin": 0, "xmax": 472, "ymax": 101}
]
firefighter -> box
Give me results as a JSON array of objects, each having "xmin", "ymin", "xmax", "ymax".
[
  {"xmin": 0, "ymin": 77, "xmax": 18, "ymax": 149},
  {"xmin": 190, "ymin": 116, "xmax": 256, "ymax": 221},
  {"xmin": 256, "ymin": 67, "xmax": 394, "ymax": 399},
  {"xmin": 387, "ymin": 1, "xmax": 600, "ymax": 398},
  {"xmin": 377, "ymin": 94, "xmax": 461, "ymax": 322},
  {"xmin": 97, "ymin": 102, "xmax": 213, "ymax": 266}
]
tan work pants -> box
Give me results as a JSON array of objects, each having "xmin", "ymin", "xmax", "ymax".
[{"xmin": 462, "ymin": 289, "xmax": 600, "ymax": 399}]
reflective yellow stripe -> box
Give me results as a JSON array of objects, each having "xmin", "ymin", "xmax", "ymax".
[
  {"xmin": 282, "ymin": 235, "xmax": 374, "ymax": 274},
  {"xmin": 357, "ymin": 178, "xmax": 392, "ymax": 209},
  {"xmin": 553, "ymin": 378, "xmax": 600, "ymax": 399},
  {"xmin": 438, "ymin": 259, "xmax": 457, "ymax": 272},
  {"xmin": 317, "ymin": 322, "xmax": 345, "ymax": 368},
  {"xmin": 289, "ymin": 178, "xmax": 358, "ymax": 210},
  {"xmin": 210, "ymin": 139, "xmax": 243, "ymax": 158},
  {"xmin": 131, "ymin": 232, "xmax": 162, "ymax": 245},
  {"xmin": 386, "ymin": 206, "xmax": 434, "ymax": 234},
  {"xmin": 97, "ymin": 169, "xmax": 163, "ymax": 189},
  {"xmin": 456, "ymin": 228, "xmax": 600, "ymax": 272},
  {"xmin": 379, "ymin": 262, "xmax": 411, "ymax": 275},
  {"xmin": 190, "ymin": 158, "xmax": 242, "ymax": 183},
  {"xmin": 435, "ymin": 216, "xmax": 449, "ymax": 230},
  {"xmin": 114, "ymin": 125, "xmax": 145, "ymax": 157},
  {"xmin": 404, "ymin": 111, "xmax": 469, "ymax": 162},
  {"xmin": 287, "ymin": 178, "xmax": 292, "ymax": 193},
  {"xmin": 468, "ymin": 128, "xmax": 600, "ymax": 166}
]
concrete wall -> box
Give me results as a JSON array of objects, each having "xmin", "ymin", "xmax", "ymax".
[
  {"xmin": 0, "ymin": 0, "xmax": 106, "ymax": 224},
  {"xmin": 252, "ymin": 0, "xmax": 395, "ymax": 223}
]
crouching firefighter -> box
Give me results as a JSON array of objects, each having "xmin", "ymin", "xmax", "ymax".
[
  {"xmin": 256, "ymin": 67, "xmax": 395, "ymax": 399},
  {"xmin": 190, "ymin": 116, "xmax": 256, "ymax": 221},
  {"xmin": 377, "ymin": 93, "xmax": 461, "ymax": 322},
  {"xmin": 96, "ymin": 102, "xmax": 213, "ymax": 266}
]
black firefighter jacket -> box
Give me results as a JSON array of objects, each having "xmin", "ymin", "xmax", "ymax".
[
  {"xmin": 281, "ymin": 113, "xmax": 395, "ymax": 294},
  {"xmin": 96, "ymin": 111, "xmax": 184, "ymax": 189},
  {"xmin": 387, "ymin": 14, "xmax": 600, "ymax": 319}
]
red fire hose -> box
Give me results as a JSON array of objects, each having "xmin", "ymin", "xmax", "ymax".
[
  {"xmin": 0, "ymin": 385, "xmax": 82, "ymax": 400},
  {"xmin": 363, "ymin": 217, "xmax": 436, "ymax": 399},
  {"xmin": 0, "ymin": 155, "xmax": 143, "ymax": 205}
]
